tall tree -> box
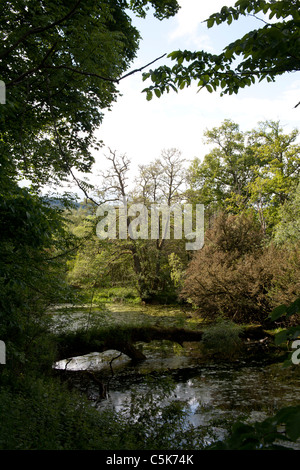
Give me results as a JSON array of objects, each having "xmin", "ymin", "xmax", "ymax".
[
  {"xmin": 247, "ymin": 120, "xmax": 300, "ymax": 230},
  {"xmin": 187, "ymin": 120, "xmax": 300, "ymax": 232},
  {"xmin": 186, "ymin": 120, "xmax": 258, "ymax": 216},
  {"xmin": 0, "ymin": 0, "xmax": 180, "ymax": 372},
  {"xmin": 69, "ymin": 149, "xmax": 188, "ymax": 302},
  {"xmin": 273, "ymin": 183, "xmax": 300, "ymax": 245}
]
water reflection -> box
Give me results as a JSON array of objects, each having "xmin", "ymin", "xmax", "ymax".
[
  {"xmin": 95, "ymin": 362, "xmax": 300, "ymax": 427},
  {"xmin": 51, "ymin": 303, "xmax": 300, "ymax": 447},
  {"xmin": 55, "ymin": 341, "xmax": 300, "ymax": 445}
]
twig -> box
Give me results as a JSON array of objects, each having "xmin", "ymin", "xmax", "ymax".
[
  {"xmin": 109, "ymin": 352, "xmax": 123, "ymax": 377},
  {"xmin": 6, "ymin": 42, "xmax": 58, "ymax": 88},
  {"xmin": 118, "ymin": 53, "xmax": 167, "ymax": 82},
  {"xmin": 68, "ymin": 167, "xmax": 100, "ymax": 206}
]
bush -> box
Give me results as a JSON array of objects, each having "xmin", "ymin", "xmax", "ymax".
[
  {"xmin": 201, "ymin": 320, "xmax": 244, "ymax": 359},
  {"xmin": 181, "ymin": 213, "xmax": 300, "ymax": 324},
  {"xmin": 0, "ymin": 377, "xmax": 111, "ymax": 450},
  {"xmin": 0, "ymin": 374, "xmax": 209, "ymax": 450}
]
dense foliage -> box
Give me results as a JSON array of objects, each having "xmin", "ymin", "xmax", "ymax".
[
  {"xmin": 0, "ymin": 0, "xmax": 179, "ymax": 185},
  {"xmin": 64, "ymin": 119, "xmax": 300, "ymax": 322},
  {"xmin": 187, "ymin": 119, "xmax": 300, "ymax": 233},
  {"xmin": 0, "ymin": 0, "xmax": 183, "ymax": 451},
  {"xmin": 180, "ymin": 212, "xmax": 300, "ymax": 324},
  {"xmin": 65, "ymin": 148, "xmax": 189, "ymax": 303},
  {"xmin": 0, "ymin": 0, "xmax": 180, "ymax": 362}
]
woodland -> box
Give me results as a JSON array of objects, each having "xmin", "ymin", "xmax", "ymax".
[{"xmin": 0, "ymin": 0, "xmax": 299, "ymax": 451}]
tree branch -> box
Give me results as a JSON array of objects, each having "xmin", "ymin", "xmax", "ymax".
[
  {"xmin": 46, "ymin": 73, "xmax": 99, "ymax": 206},
  {"xmin": 118, "ymin": 53, "xmax": 167, "ymax": 82},
  {"xmin": 6, "ymin": 42, "xmax": 58, "ymax": 88},
  {"xmin": 68, "ymin": 168, "xmax": 100, "ymax": 207},
  {"xmin": 43, "ymin": 65, "xmax": 118, "ymax": 83},
  {"xmin": 43, "ymin": 53, "xmax": 168, "ymax": 85}
]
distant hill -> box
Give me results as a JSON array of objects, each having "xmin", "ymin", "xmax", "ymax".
[{"xmin": 42, "ymin": 196, "xmax": 81, "ymax": 209}]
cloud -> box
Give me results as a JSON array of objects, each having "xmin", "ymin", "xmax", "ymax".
[
  {"xmin": 168, "ymin": 0, "xmax": 236, "ymax": 49},
  {"xmin": 71, "ymin": 3, "xmax": 300, "ymax": 196}
]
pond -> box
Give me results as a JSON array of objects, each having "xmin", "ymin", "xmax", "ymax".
[{"xmin": 51, "ymin": 303, "xmax": 300, "ymax": 448}]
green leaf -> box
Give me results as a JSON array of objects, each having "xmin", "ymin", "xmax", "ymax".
[
  {"xmin": 146, "ymin": 90, "xmax": 153, "ymax": 101},
  {"xmin": 275, "ymin": 406, "xmax": 300, "ymax": 441},
  {"xmin": 286, "ymin": 412, "xmax": 300, "ymax": 441},
  {"xmin": 286, "ymin": 298, "xmax": 300, "ymax": 317},
  {"xmin": 207, "ymin": 17, "xmax": 215, "ymax": 28},
  {"xmin": 274, "ymin": 329, "xmax": 288, "ymax": 345}
]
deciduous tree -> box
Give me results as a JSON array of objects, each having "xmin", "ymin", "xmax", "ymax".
[
  {"xmin": 186, "ymin": 120, "xmax": 300, "ymax": 233},
  {"xmin": 0, "ymin": 0, "xmax": 179, "ymax": 186}
]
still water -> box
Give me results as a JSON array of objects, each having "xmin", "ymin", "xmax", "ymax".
[{"xmin": 55, "ymin": 341, "xmax": 300, "ymax": 446}]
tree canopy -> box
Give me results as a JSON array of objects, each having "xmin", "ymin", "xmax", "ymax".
[
  {"xmin": 142, "ymin": 0, "xmax": 300, "ymax": 103},
  {"xmin": 186, "ymin": 119, "xmax": 300, "ymax": 232},
  {"xmin": 0, "ymin": 0, "xmax": 179, "ymax": 186}
]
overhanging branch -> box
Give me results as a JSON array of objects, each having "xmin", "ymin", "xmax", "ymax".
[{"xmin": 43, "ymin": 53, "xmax": 168, "ymax": 84}]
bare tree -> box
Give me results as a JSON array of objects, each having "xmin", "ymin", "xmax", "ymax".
[
  {"xmin": 96, "ymin": 148, "xmax": 130, "ymax": 205},
  {"xmin": 135, "ymin": 148, "xmax": 186, "ymax": 205},
  {"xmin": 159, "ymin": 148, "xmax": 186, "ymax": 204},
  {"xmin": 136, "ymin": 159, "xmax": 162, "ymax": 204}
]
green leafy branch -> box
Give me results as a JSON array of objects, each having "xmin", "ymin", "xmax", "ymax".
[{"xmin": 142, "ymin": 0, "xmax": 300, "ymax": 100}]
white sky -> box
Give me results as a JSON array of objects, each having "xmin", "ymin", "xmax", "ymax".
[{"xmin": 72, "ymin": 0, "xmax": 300, "ymax": 194}]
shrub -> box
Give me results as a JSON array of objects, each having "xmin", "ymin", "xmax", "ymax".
[
  {"xmin": 0, "ymin": 377, "xmax": 112, "ymax": 450},
  {"xmin": 0, "ymin": 374, "xmax": 209, "ymax": 450},
  {"xmin": 201, "ymin": 320, "xmax": 244, "ymax": 359}
]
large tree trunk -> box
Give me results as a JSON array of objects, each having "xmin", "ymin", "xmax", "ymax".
[{"xmin": 55, "ymin": 326, "xmax": 204, "ymax": 363}]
